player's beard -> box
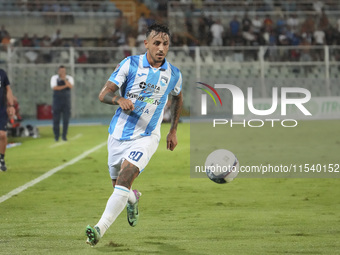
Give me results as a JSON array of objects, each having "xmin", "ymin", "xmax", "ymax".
[{"xmin": 154, "ymin": 53, "xmax": 165, "ymax": 64}]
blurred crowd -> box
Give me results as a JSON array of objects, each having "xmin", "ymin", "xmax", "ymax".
[{"xmin": 1, "ymin": 0, "xmax": 340, "ymax": 64}]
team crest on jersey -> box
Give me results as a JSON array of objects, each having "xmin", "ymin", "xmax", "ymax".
[{"xmin": 160, "ymin": 76, "xmax": 168, "ymax": 87}]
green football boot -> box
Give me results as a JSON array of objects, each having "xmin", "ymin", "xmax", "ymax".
[
  {"xmin": 127, "ymin": 190, "xmax": 141, "ymax": 227},
  {"xmin": 85, "ymin": 225, "xmax": 101, "ymax": 247}
]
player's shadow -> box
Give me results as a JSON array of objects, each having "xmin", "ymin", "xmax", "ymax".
[
  {"xmin": 145, "ymin": 241, "xmax": 206, "ymax": 255},
  {"xmin": 96, "ymin": 240, "xmax": 206, "ymax": 254}
]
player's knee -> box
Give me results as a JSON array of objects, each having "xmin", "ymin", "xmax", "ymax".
[
  {"xmin": 116, "ymin": 162, "xmax": 139, "ymax": 188},
  {"xmin": 0, "ymin": 131, "xmax": 6, "ymax": 140},
  {"xmin": 111, "ymin": 179, "xmax": 117, "ymax": 188}
]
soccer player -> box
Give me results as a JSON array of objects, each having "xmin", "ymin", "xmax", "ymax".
[
  {"xmin": 0, "ymin": 69, "xmax": 15, "ymax": 171},
  {"xmin": 85, "ymin": 23, "xmax": 183, "ymax": 246}
]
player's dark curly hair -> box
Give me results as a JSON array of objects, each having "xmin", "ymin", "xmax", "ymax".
[{"xmin": 146, "ymin": 23, "xmax": 170, "ymax": 38}]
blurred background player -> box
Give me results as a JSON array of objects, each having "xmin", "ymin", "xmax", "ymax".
[
  {"xmin": 50, "ymin": 65, "xmax": 74, "ymax": 141},
  {"xmin": 85, "ymin": 23, "xmax": 183, "ymax": 246},
  {"xmin": 0, "ymin": 69, "xmax": 15, "ymax": 171},
  {"xmin": 7, "ymin": 96, "xmax": 23, "ymax": 137}
]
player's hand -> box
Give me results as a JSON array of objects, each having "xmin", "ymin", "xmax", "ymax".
[
  {"xmin": 7, "ymin": 106, "xmax": 15, "ymax": 117},
  {"xmin": 117, "ymin": 98, "xmax": 134, "ymax": 111},
  {"xmin": 166, "ymin": 130, "xmax": 178, "ymax": 151}
]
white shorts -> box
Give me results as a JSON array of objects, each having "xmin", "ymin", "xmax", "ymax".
[{"xmin": 107, "ymin": 133, "xmax": 160, "ymax": 179}]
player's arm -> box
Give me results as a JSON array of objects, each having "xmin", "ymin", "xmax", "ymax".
[
  {"xmin": 52, "ymin": 84, "xmax": 69, "ymax": 91},
  {"xmin": 98, "ymin": 80, "xmax": 134, "ymax": 111},
  {"xmin": 63, "ymin": 78, "xmax": 73, "ymax": 89},
  {"xmin": 166, "ymin": 91, "xmax": 183, "ymax": 151},
  {"xmin": 50, "ymin": 75, "xmax": 67, "ymax": 91},
  {"xmin": 52, "ymin": 77, "xmax": 73, "ymax": 90},
  {"xmin": 6, "ymin": 85, "xmax": 15, "ymax": 117}
]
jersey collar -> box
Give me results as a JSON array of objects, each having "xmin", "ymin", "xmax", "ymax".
[{"xmin": 143, "ymin": 53, "xmax": 168, "ymax": 71}]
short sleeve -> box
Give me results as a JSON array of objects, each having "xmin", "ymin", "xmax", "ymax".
[
  {"xmin": 170, "ymin": 71, "xmax": 182, "ymax": 96},
  {"xmin": 50, "ymin": 75, "xmax": 57, "ymax": 89},
  {"xmin": 108, "ymin": 57, "xmax": 130, "ymax": 87},
  {"xmin": 67, "ymin": 75, "xmax": 74, "ymax": 85}
]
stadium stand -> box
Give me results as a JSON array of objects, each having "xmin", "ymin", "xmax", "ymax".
[{"xmin": 0, "ymin": 0, "xmax": 339, "ymax": 118}]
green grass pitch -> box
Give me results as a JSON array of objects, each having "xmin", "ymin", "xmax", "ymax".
[{"xmin": 0, "ymin": 121, "xmax": 339, "ymax": 255}]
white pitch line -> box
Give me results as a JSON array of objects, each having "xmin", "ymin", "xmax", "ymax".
[
  {"xmin": 70, "ymin": 133, "xmax": 83, "ymax": 140},
  {"xmin": 49, "ymin": 133, "xmax": 83, "ymax": 148},
  {"xmin": 0, "ymin": 141, "xmax": 106, "ymax": 204},
  {"xmin": 49, "ymin": 141, "xmax": 66, "ymax": 148}
]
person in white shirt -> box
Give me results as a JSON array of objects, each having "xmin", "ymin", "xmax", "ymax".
[
  {"xmin": 313, "ymin": 27, "xmax": 325, "ymax": 61},
  {"xmin": 50, "ymin": 65, "xmax": 74, "ymax": 141},
  {"xmin": 314, "ymin": 28, "xmax": 325, "ymax": 45},
  {"xmin": 287, "ymin": 14, "xmax": 299, "ymax": 33},
  {"xmin": 210, "ymin": 19, "xmax": 224, "ymax": 46},
  {"xmin": 252, "ymin": 16, "xmax": 262, "ymax": 34}
]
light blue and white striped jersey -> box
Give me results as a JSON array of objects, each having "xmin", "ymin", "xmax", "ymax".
[{"xmin": 107, "ymin": 53, "xmax": 182, "ymax": 140}]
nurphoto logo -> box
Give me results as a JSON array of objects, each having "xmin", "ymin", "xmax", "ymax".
[{"xmin": 196, "ymin": 83, "xmax": 312, "ymax": 128}]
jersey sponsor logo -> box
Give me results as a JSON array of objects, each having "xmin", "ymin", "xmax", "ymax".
[
  {"xmin": 139, "ymin": 82, "xmax": 146, "ymax": 89},
  {"xmin": 134, "ymin": 105, "xmax": 150, "ymax": 114},
  {"xmin": 137, "ymin": 73, "xmax": 147, "ymax": 77},
  {"xmin": 126, "ymin": 91, "xmax": 161, "ymax": 105},
  {"xmin": 139, "ymin": 82, "xmax": 161, "ymax": 94}
]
